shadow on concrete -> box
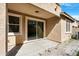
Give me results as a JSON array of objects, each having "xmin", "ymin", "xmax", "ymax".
[{"xmin": 6, "ymin": 44, "xmax": 23, "ymax": 56}]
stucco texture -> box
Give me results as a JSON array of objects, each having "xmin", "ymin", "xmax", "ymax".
[
  {"xmin": 46, "ymin": 16, "xmax": 61, "ymax": 42},
  {"xmin": 61, "ymin": 15, "xmax": 73, "ymax": 42},
  {"xmin": 0, "ymin": 3, "xmax": 7, "ymax": 56}
]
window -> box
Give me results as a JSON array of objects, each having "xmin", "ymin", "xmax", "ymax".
[
  {"xmin": 66, "ymin": 19, "xmax": 70, "ymax": 32},
  {"xmin": 8, "ymin": 13, "xmax": 22, "ymax": 35}
]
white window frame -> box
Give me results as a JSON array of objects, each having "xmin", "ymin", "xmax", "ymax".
[
  {"xmin": 8, "ymin": 13, "xmax": 22, "ymax": 35},
  {"xmin": 65, "ymin": 19, "xmax": 71, "ymax": 33},
  {"xmin": 25, "ymin": 16, "xmax": 46, "ymax": 42}
]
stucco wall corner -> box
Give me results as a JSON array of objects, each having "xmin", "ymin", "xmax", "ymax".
[{"xmin": 0, "ymin": 3, "xmax": 7, "ymax": 56}]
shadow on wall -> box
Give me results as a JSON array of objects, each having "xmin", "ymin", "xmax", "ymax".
[
  {"xmin": 7, "ymin": 34, "xmax": 25, "ymax": 56},
  {"xmin": 7, "ymin": 35, "xmax": 25, "ymax": 56},
  {"xmin": 46, "ymin": 16, "xmax": 60, "ymax": 35},
  {"xmin": 46, "ymin": 16, "xmax": 61, "ymax": 42}
]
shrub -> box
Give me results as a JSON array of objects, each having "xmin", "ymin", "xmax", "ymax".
[
  {"xmin": 76, "ymin": 51, "xmax": 79, "ymax": 56},
  {"xmin": 71, "ymin": 34, "xmax": 77, "ymax": 39}
]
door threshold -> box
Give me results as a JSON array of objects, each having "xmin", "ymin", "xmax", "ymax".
[
  {"xmin": 23, "ymin": 38, "xmax": 45, "ymax": 44},
  {"xmin": 23, "ymin": 39, "xmax": 39, "ymax": 44}
]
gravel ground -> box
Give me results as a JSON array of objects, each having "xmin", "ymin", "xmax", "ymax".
[{"xmin": 38, "ymin": 39, "xmax": 79, "ymax": 56}]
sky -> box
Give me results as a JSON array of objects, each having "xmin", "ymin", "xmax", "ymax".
[{"xmin": 60, "ymin": 3, "xmax": 79, "ymax": 20}]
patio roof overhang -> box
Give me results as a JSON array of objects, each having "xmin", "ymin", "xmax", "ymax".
[{"xmin": 7, "ymin": 3, "xmax": 59, "ymax": 20}]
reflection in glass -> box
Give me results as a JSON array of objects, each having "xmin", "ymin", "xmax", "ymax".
[
  {"xmin": 37, "ymin": 22, "xmax": 44, "ymax": 38},
  {"xmin": 28, "ymin": 20, "xmax": 44, "ymax": 40},
  {"xmin": 28, "ymin": 20, "xmax": 36, "ymax": 40}
]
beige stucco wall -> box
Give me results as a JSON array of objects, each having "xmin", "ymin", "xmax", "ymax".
[
  {"xmin": 72, "ymin": 21, "xmax": 78, "ymax": 27},
  {"xmin": 61, "ymin": 16, "xmax": 73, "ymax": 42},
  {"xmin": 46, "ymin": 14, "xmax": 73, "ymax": 43},
  {"xmin": 46, "ymin": 16, "xmax": 61, "ymax": 42},
  {"xmin": 73, "ymin": 27, "xmax": 79, "ymax": 32},
  {"xmin": 0, "ymin": 3, "xmax": 7, "ymax": 56},
  {"xmin": 72, "ymin": 21, "xmax": 79, "ymax": 33},
  {"xmin": 8, "ymin": 15, "xmax": 26, "ymax": 51}
]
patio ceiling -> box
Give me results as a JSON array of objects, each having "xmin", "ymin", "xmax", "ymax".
[{"xmin": 7, "ymin": 3, "xmax": 56, "ymax": 19}]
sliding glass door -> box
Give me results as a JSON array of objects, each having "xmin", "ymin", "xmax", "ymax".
[
  {"xmin": 28, "ymin": 20, "xmax": 44, "ymax": 40},
  {"xmin": 28, "ymin": 20, "xmax": 36, "ymax": 40},
  {"xmin": 37, "ymin": 22, "xmax": 44, "ymax": 38}
]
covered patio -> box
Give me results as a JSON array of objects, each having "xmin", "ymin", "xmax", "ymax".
[
  {"xmin": 7, "ymin": 39, "xmax": 58, "ymax": 56},
  {"xmin": 7, "ymin": 3, "xmax": 60, "ymax": 54}
]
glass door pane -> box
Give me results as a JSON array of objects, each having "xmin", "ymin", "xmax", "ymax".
[
  {"xmin": 37, "ymin": 22, "xmax": 44, "ymax": 38},
  {"xmin": 28, "ymin": 20, "xmax": 36, "ymax": 40}
]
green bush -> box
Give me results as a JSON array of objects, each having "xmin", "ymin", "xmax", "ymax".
[
  {"xmin": 71, "ymin": 34, "xmax": 77, "ymax": 39},
  {"xmin": 76, "ymin": 51, "xmax": 79, "ymax": 56}
]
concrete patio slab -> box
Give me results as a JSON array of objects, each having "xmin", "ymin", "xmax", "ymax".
[{"xmin": 7, "ymin": 39, "xmax": 59, "ymax": 56}]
